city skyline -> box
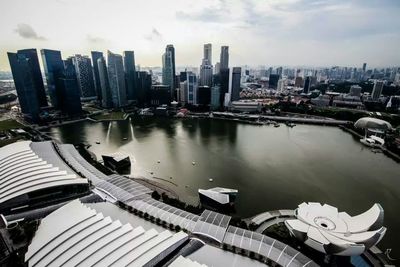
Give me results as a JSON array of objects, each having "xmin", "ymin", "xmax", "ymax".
[{"xmin": 1, "ymin": 0, "xmax": 400, "ymax": 71}]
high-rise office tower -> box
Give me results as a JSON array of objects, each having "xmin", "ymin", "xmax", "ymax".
[
  {"xmin": 186, "ymin": 72, "xmax": 198, "ymax": 105},
  {"xmin": 220, "ymin": 46, "xmax": 229, "ymax": 70},
  {"xmin": 276, "ymin": 67, "xmax": 283, "ymax": 78},
  {"xmin": 179, "ymin": 81, "xmax": 188, "ymax": 104},
  {"xmin": 303, "ymin": 76, "xmax": 311, "ymax": 93},
  {"xmin": 269, "ymin": 74, "xmax": 280, "ymax": 89},
  {"xmin": 107, "ymin": 51, "xmax": 127, "ymax": 108},
  {"xmin": 277, "ymin": 79, "xmax": 285, "ymax": 92},
  {"xmin": 8, "ymin": 52, "xmax": 42, "ymax": 121},
  {"xmin": 72, "ymin": 55, "xmax": 96, "ymax": 100},
  {"xmin": 200, "ymin": 44, "xmax": 213, "ymax": 87},
  {"xmin": 91, "ymin": 51, "xmax": 103, "ymax": 101},
  {"xmin": 162, "ymin": 47, "xmax": 175, "ymax": 97},
  {"xmin": 137, "ymin": 71, "xmax": 152, "ymax": 106},
  {"xmin": 15, "ymin": 49, "xmax": 48, "ymax": 108},
  {"xmin": 97, "ymin": 56, "xmax": 112, "ymax": 108},
  {"xmin": 215, "ymin": 62, "xmax": 220, "ymax": 75},
  {"xmin": 362, "ymin": 63, "xmax": 367, "ymax": 72},
  {"xmin": 204, "ymin": 43, "xmax": 212, "ymax": 65},
  {"xmin": 371, "ymin": 80, "xmax": 384, "ymax": 100},
  {"xmin": 231, "ymin": 67, "xmax": 241, "ymax": 101},
  {"xmin": 219, "ymin": 68, "xmax": 230, "ymax": 106},
  {"xmin": 211, "ymin": 86, "xmax": 220, "ymax": 110},
  {"xmin": 123, "ymin": 51, "xmax": 137, "ymax": 101},
  {"xmin": 57, "ymin": 58, "xmax": 82, "ymax": 116},
  {"xmin": 349, "ymin": 85, "xmax": 362, "ymax": 97},
  {"xmin": 41, "ymin": 49, "xmax": 64, "ymax": 108},
  {"xmin": 197, "ymin": 86, "xmax": 211, "ymax": 106}
]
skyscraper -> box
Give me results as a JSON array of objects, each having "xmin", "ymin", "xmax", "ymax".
[
  {"xmin": 303, "ymin": 76, "xmax": 311, "ymax": 93},
  {"xmin": 107, "ymin": 50, "xmax": 127, "ymax": 108},
  {"xmin": 72, "ymin": 55, "xmax": 96, "ymax": 100},
  {"xmin": 162, "ymin": 47, "xmax": 175, "ymax": 97},
  {"xmin": 371, "ymin": 80, "xmax": 384, "ymax": 100},
  {"xmin": 211, "ymin": 86, "xmax": 220, "ymax": 110},
  {"xmin": 7, "ymin": 52, "xmax": 42, "ymax": 121},
  {"xmin": 137, "ymin": 71, "xmax": 152, "ymax": 106},
  {"xmin": 91, "ymin": 51, "xmax": 104, "ymax": 102},
  {"xmin": 277, "ymin": 79, "xmax": 285, "ymax": 92},
  {"xmin": 197, "ymin": 86, "xmax": 211, "ymax": 106},
  {"xmin": 123, "ymin": 51, "xmax": 137, "ymax": 101},
  {"xmin": 220, "ymin": 46, "xmax": 229, "ymax": 70},
  {"xmin": 204, "ymin": 43, "xmax": 212, "ymax": 65},
  {"xmin": 186, "ymin": 72, "xmax": 198, "ymax": 105},
  {"xmin": 269, "ymin": 74, "xmax": 280, "ymax": 89},
  {"xmin": 231, "ymin": 67, "xmax": 241, "ymax": 101},
  {"xmin": 362, "ymin": 63, "xmax": 367, "ymax": 72},
  {"xmin": 219, "ymin": 68, "xmax": 230, "ymax": 106},
  {"xmin": 97, "ymin": 56, "xmax": 112, "ymax": 108},
  {"xmin": 41, "ymin": 49, "xmax": 64, "ymax": 108},
  {"xmin": 57, "ymin": 58, "xmax": 82, "ymax": 115},
  {"xmin": 16, "ymin": 49, "xmax": 48, "ymax": 108}
]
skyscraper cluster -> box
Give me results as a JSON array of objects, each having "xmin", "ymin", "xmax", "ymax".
[{"xmin": 8, "ymin": 47, "xmax": 152, "ymax": 121}]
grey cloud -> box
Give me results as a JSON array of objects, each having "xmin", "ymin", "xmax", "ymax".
[
  {"xmin": 176, "ymin": 0, "xmax": 228, "ymax": 23},
  {"xmin": 87, "ymin": 35, "xmax": 108, "ymax": 44},
  {"xmin": 144, "ymin": 28, "xmax": 163, "ymax": 41},
  {"xmin": 14, "ymin": 24, "xmax": 46, "ymax": 40}
]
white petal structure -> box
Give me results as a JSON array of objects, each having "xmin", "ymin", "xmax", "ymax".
[
  {"xmin": 285, "ymin": 202, "xmax": 386, "ymax": 256},
  {"xmin": 25, "ymin": 200, "xmax": 189, "ymax": 267}
]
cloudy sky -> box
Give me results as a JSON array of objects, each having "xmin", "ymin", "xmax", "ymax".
[{"xmin": 0, "ymin": 0, "xmax": 399, "ymax": 70}]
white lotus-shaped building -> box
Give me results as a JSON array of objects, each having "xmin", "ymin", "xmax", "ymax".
[{"xmin": 285, "ymin": 202, "xmax": 386, "ymax": 256}]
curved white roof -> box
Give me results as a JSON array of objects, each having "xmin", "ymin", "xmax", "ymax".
[
  {"xmin": 25, "ymin": 200, "xmax": 188, "ymax": 267},
  {"xmin": 170, "ymin": 255, "xmax": 208, "ymax": 267},
  {"xmin": 285, "ymin": 202, "xmax": 386, "ymax": 256},
  {"xmin": 354, "ymin": 117, "xmax": 392, "ymax": 130},
  {"xmin": 0, "ymin": 141, "xmax": 88, "ymax": 205}
]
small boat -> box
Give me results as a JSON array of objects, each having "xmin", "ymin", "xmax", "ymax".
[
  {"xmin": 274, "ymin": 123, "xmax": 280, "ymax": 128},
  {"xmin": 157, "ymin": 160, "xmax": 161, "ymax": 163},
  {"xmin": 122, "ymin": 137, "xmax": 128, "ymax": 141},
  {"xmin": 95, "ymin": 141, "xmax": 100, "ymax": 144},
  {"xmin": 360, "ymin": 135, "xmax": 384, "ymax": 148},
  {"xmin": 150, "ymin": 171, "xmax": 154, "ymax": 175},
  {"xmin": 286, "ymin": 122, "xmax": 296, "ymax": 127},
  {"xmin": 209, "ymin": 178, "xmax": 213, "ymax": 182},
  {"xmin": 192, "ymin": 161, "xmax": 196, "ymax": 165}
]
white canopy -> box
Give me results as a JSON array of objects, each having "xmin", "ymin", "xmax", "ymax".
[{"xmin": 354, "ymin": 117, "xmax": 392, "ymax": 130}]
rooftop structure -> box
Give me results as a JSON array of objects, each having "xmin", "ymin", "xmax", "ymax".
[
  {"xmin": 198, "ymin": 187, "xmax": 238, "ymax": 206},
  {"xmin": 25, "ymin": 200, "xmax": 188, "ymax": 267},
  {"xmin": 285, "ymin": 202, "xmax": 386, "ymax": 256},
  {"xmin": 0, "ymin": 141, "xmax": 89, "ymax": 215}
]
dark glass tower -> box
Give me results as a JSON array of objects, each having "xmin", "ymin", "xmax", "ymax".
[
  {"xmin": 91, "ymin": 51, "xmax": 104, "ymax": 102},
  {"xmin": 56, "ymin": 58, "xmax": 82, "ymax": 115},
  {"xmin": 97, "ymin": 56, "xmax": 112, "ymax": 108},
  {"xmin": 72, "ymin": 55, "xmax": 96, "ymax": 100},
  {"xmin": 7, "ymin": 52, "xmax": 41, "ymax": 121},
  {"xmin": 303, "ymin": 76, "xmax": 311, "ymax": 94},
  {"xmin": 123, "ymin": 51, "xmax": 137, "ymax": 101},
  {"xmin": 17, "ymin": 49, "xmax": 48, "ymax": 107},
  {"xmin": 41, "ymin": 49, "xmax": 64, "ymax": 108},
  {"xmin": 231, "ymin": 67, "xmax": 241, "ymax": 101},
  {"xmin": 137, "ymin": 71, "xmax": 152, "ymax": 106},
  {"xmin": 219, "ymin": 68, "xmax": 230, "ymax": 106}
]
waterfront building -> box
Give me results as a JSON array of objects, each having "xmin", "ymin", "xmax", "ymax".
[
  {"xmin": 72, "ymin": 54, "xmax": 97, "ymax": 100},
  {"xmin": 231, "ymin": 100, "xmax": 261, "ymax": 112},
  {"xmin": 268, "ymin": 74, "xmax": 280, "ymax": 89},
  {"xmin": 219, "ymin": 68, "xmax": 230, "ymax": 107},
  {"xmin": 57, "ymin": 58, "xmax": 82, "ymax": 115},
  {"xmin": 15, "ymin": 49, "xmax": 48, "ymax": 108},
  {"xmin": 97, "ymin": 56, "xmax": 113, "ymax": 108},
  {"xmin": 179, "ymin": 81, "xmax": 188, "ymax": 104},
  {"xmin": 150, "ymin": 85, "xmax": 171, "ymax": 106},
  {"xmin": 107, "ymin": 50, "xmax": 127, "ymax": 108},
  {"xmin": 91, "ymin": 51, "xmax": 104, "ymax": 102},
  {"xmin": 186, "ymin": 72, "xmax": 198, "ymax": 105},
  {"xmin": 162, "ymin": 45, "xmax": 176, "ymax": 98},
  {"xmin": 137, "ymin": 71, "xmax": 152, "ymax": 106},
  {"xmin": 220, "ymin": 46, "xmax": 229, "ymax": 70},
  {"xmin": 7, "ymin": 52, "xmax": 42, "ymax": 121},
  {"xmin": 211, "ymin": 86, "xmax": 220, "ymax": 110},
  {"xmin": 371, "ymin": 80, "xmax": 384, "ymax": 100},
  {"xmin": 197, "ymin": 86, "xmax": 211, "ymax": 106},
  {"xmin": 0, "ymin": 141, "xmax": 89, "ymax": 215},
  {"xmin": 231, "ymin": 67, "xmax": 241, "ymax": 101},
  {"xmin": 303, "ymin": 76, "xmax": 311, "ymax": 93},
  {"xmin": 123, "ymin": 51, "xmax": 137, "ymax": 101},
  {"xmin": 41, "ymin": 49, "xmax": 64, "ymax": 108}
]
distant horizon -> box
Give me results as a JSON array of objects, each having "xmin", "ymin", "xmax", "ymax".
[{"xmin": 1, "ymin": 0, "xmax": 400, "ymax": 71}]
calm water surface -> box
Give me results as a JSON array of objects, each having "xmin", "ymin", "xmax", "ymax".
[{"xmin": 48, "ymin": 117, "xmax": 400, "ymax": 254}]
